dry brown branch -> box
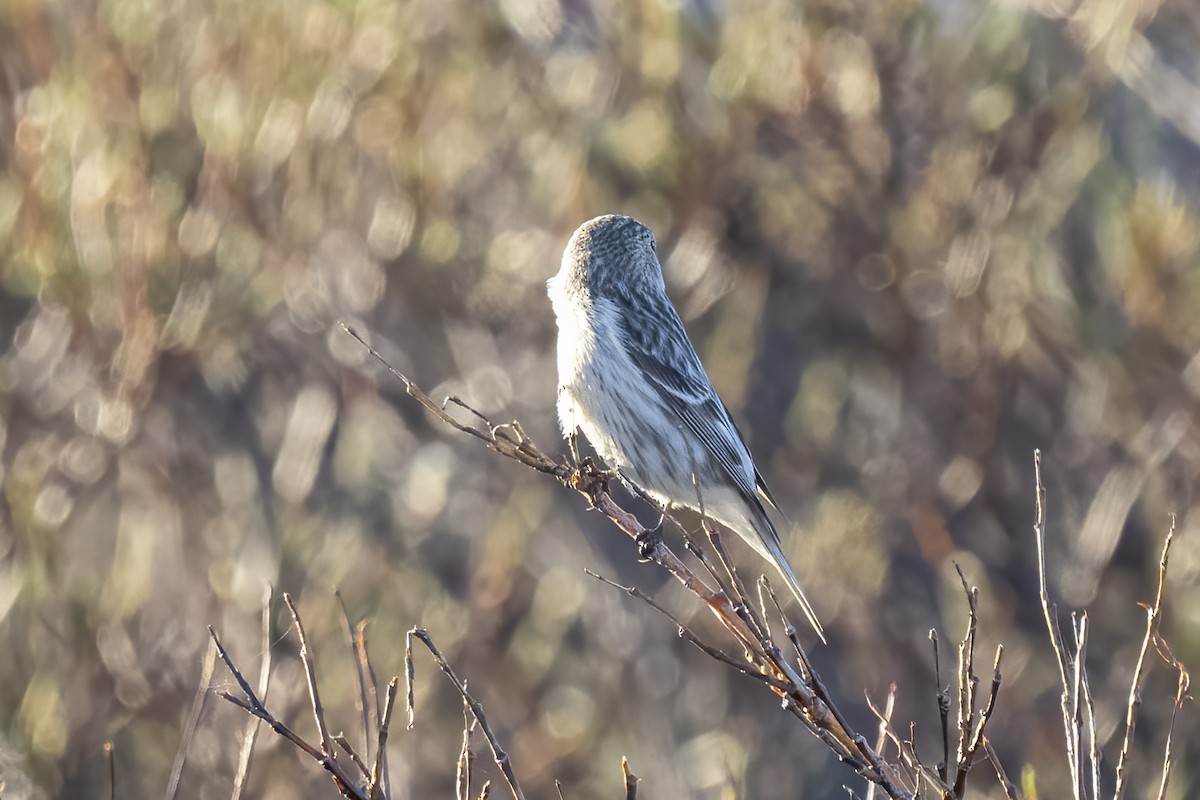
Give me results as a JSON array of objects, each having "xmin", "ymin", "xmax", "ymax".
[
  {"xmin": 368, "ymin": 679, "xmax": 398, "ymax": 800},
  {"xmin": 164, "ymin": 636, "xmax": 216, "ymax": 800},
  {"xmin": 952, "ymin": 645, "xmax": 1003, "ymax": 798},
  {"xmin": 456, "ymin": 695, "xmax": 475, "ymax": 800},
  {"xmin": 1033, "ymin": 450, "xmax": 1082, "ymax": 800},
  {"xmin": 983, "ymin": 739, "xmax": 1018, "ymax": 800},
  {"xmin": 283, "ymin": 594, "xmax": 339, "ymax": 771},
  {"xmin": 930, "ymin": 629, "xmax": 949, "ymax": 786},
  {"xmin": 231, "ymin": 583, "xmax": 273, "ymax": 800},
  {"xmin": 209, "ymin": 624, "xmax": 370, "ymax": 799},
  {"xmin": 337, "ymin": 591, "xmax": 373, "ymax": 764},
  {"xmin": 342, "ymin": 323, "xmax": 922, "ymax": 799},
  {"xmin": 865, "ymin": 684, "xmax": 896, "ymax": 800},
  {"xmin": 1155, "ymin": 660, "xmax": 1190, "ymax": 800},
  {"xmin": 860, "ymin": 572, "xmax": 1003, "ymax": 800},
  {"xmin": 1073, "ymin": 615, "xmax": 1099, "ymax": 800},
  {"xmin": 334, "ymin": 734, "xmax": 371, "ymax": 779},
  {"xmin": 586, "ymin": 570, "xmax": 791, "ymax": 691},
  {"xmin": 1113, "ymin": 515, "xmax": 1175, "ymax": 800},
  {"xmin": 622, "ymin": 757, "xmax": 638, "ymax": 800},
  {"xmin": 210, "ymin": 597, "xmax": 403, "ymax": 800},
  {"xmin": 1028, "ymin": 453, "xmax": 1191, "ymax": 800},
  {"xmin": 357, "ymin": 628, "xmax": 391, "ymax": 796},
  {"xmin": 105, "ymin": 741, "xmax": 115, "ymax": 800},
  {"xmin": 407, "ymin": 627, "xmax": 527, "ymax": 800}
]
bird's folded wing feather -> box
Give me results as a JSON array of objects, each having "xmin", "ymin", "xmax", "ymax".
[{"xmin": 620, "ymin": 297, "xmax": 781, "ymax": 529}]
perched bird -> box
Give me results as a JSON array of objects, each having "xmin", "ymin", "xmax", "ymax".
[{"xmin": 548, "ymin": 214, "xmax": 824, "ymax": 641}]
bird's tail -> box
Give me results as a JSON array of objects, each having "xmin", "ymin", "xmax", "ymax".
[{"xmin": 760, "ymin": 531, "xmax": 826, "ymax": 644}]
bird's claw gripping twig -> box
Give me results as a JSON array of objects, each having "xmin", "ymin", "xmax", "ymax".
[{"xmin": 635, "ymin": 522, "xmax": 664, "ymax": 562}]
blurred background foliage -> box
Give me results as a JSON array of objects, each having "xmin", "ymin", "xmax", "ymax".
[{"xmin": 0, "ymin": 0, "xmax": 1199, "ymax": 797}]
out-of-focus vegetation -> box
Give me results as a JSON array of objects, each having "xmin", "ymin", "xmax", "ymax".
[{"xmin": 1, "ymin": 0, "xmax": 1198, "ymax": 797}]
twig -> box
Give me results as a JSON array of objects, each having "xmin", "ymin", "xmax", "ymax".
[
  {"xmin": 283, "ymin": 594, "xmax": 339, "ymax": 770},
  {"xmin": 105, "ymin": 741, "xmax": 115, "ymax": 800},
  {"xmin": 622, "ymin": 757, "xmax": 639, "ymax": 800},
  {"xmin": 982, "ymin": 739, "xmax": 1019, "ymax": 800},
  {"xmin": 930, "ymin": 629, "xmax": 949, "ymax": 786},
  {"xmin": 1113, "ymin": 515, "xmax": 1176, "ymax": 800},
  {"xmin": 1073, "ymin": 616, "xmax": 1099, "ymax": 800},
  {"xmin": 340, "ymin": 323, "xmax": 561, "ymax": 477},
  {"xmin": 457, "ymin": 695, "xmax": 475, "ymax": 800},
  {"xmin": 368, "ymin": 678, "xmax": 398, "ymax": 800},
  {"xmin": 407, "ymin": 628, "xmax": 526, "ymax": 800},
  {"xmin": 356, "ymin": 622, "xmax": 387, "ymax": 796},
  {"xmin": 405, "ymin": 631, "xmax": 416, "ymax": 731},
  {"xmin": 585, "ymin": 570, "xmax": 790, "ymax": 691},
  {"xmin": 337, "ymin": 592, "xmax": 374, "ymax": 764},
  {"xmin": 231, "ymin": 583, "xmax": 273, "ymax": 800},
  {"xmin": 1032, "ymin": 451, "xmax": 1081, "ymax": 800},
  {"xmin": 691, "ymin": 473, "xmax": 770, "ymax": 645},
  {"xmin": 164, "ymin": 636, "xmax": 216, "ymax": 800},
  {"xmin": 1154, "ymin": 662, "xmax": 1190, "ymax": 800},
  {"xmin": 865, "ymin": 684, "xmax": 896, "ymax": 800},
  {"xmin": 209, "ymin": 625, "xmax": 368, "ymax": 799},
  {"xmin": 334, "ymin": 734, "xmax": 371, "ymax": 779},
  {"xmin": 953, "ymin": 564, "xmax": 979, "ymax": 795},
  {"xmin": 953, "ymin": 645, "xmax": 1004, "ymax": 797}
]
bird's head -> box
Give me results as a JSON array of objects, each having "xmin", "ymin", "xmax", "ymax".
[{"xmin": 548, "ymin": 214, "xmax": 662, "ymax": 303}]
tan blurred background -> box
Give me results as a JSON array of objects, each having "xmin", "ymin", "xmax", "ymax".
[{"xmin": 1, "ymin": 0, "xmax": 1199, "ymax": 797}]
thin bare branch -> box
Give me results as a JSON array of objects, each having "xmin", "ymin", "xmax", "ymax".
[
  {"xmin": 283, "ymin": 594, "xmax": 338, "ymax": 766},
  {"xmin": 1155, "ymin": 662, "xmax": 1190, "ymax": 800},
  {"xmin": 865, "ymin": 684, "xmax": 896, "ymax": 800},
  {"xmin": 457, "ymin": 695, "xmax": 475, "ymax": 800},
  {"xmin": 165, "ymin": 636, "xmax": 216, "ymax": 800},
  {"xmin": 368, "ymin": 678, "xmax": 398, "ymax": 800},
  {"xmin": 1032, "ymin": 450, "xmax": 1082, "ymax": 800},
  {"xmin": 334, "ymin": 734, "xmax": 371, "ymax": 779},
  {"xmin": 407, "ymin": 628, "xmax": 526, "ymax": 800},
  {"xmin": 982, "ymin": 739, "xmax": 1019, "ymax": 800},
  {"xmin": 105, "ymin": 741, "xmax": 115, "ymax": 800},
  {"xmin": 1114, "ymin": 515, "xmax": 1176, "ymax": 800},
  {"xmin": 231, "ymin": 583, "xmax": 273, "ymax": 800},
  {"xmin": 953, "ymin": 645, "xmax": 1004, "ymax": 797},
  {"xmin": 337, "ymin": 592, "xmax": 374, "ymax": 764},
  {"xmin": 1073, "ymin": 616, "xmax": 1099, "ymax": 800},
  {"xmin": 355, "ymin": 622, "xmax": 386, "ymax": 797},
  {"xmin": 930, "ymin": 628, "xmax": 950, "ymax": 787},
  {"xmin": 585, "ymin": 570, "xmax": 790, "ymax": 691},
  {"xmin": 622, "ymin": 757, "xmax": 639, "ymax": 800},
  {"xmin": 209, "ymin": 626, "xmax": 368, "ymax": 799},
  {"xmin": 405, "ymin": 631, "xmax": 416, "ymax": 731}
]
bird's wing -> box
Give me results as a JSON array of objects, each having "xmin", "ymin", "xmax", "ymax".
[{"xmin": 619, "ymin": 293, "xmax": 768, "ymax": 518}]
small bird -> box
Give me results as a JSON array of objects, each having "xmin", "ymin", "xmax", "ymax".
[{"xmin": 548, "ymin": 214, "xmax": 824, "ymax": 641}]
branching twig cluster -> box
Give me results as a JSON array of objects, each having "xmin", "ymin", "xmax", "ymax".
[
  {"xmin": 860, "ymin": 567, "xmax": 1004, "ymax": 800},
  {"xmin": 210, "ymin": 592, "xmax": 638, "ymax": 800},
  {"xmin": 201, "ymin": 327, "xmax": 1189, "ymax": 800},
  {"xmin": 337, "ymin": 323, "xmax": 1011, "ymax": 800},
  {"xmin": 1031, "ymin": 451, "xmax": 1190, "ymax": 800},
  {"xmin": 210, "ymin": 593, "xmax": 398, "ymax": 799}
]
